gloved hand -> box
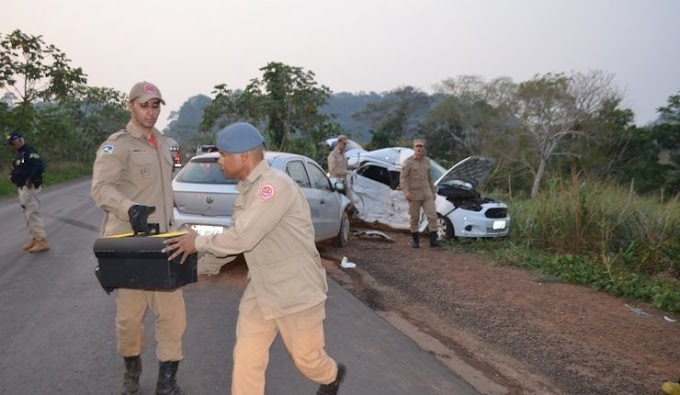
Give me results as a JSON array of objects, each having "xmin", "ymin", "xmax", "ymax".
[{"xmin": 128, "ymin": 205, "xmax": 156, "ymax": 235}]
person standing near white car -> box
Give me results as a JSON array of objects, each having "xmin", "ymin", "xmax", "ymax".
[
  {"xmin": 400, "ymin": 138, "xmax": 441, "ymax": 248},
  {"xmin": 327, "ymin": 134, "xmax": 356, "ymax": 195}
]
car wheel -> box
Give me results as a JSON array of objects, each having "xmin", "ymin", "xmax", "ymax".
[
  {"xmin": 333, "ymin": 210, "xmax": 350, "ymax": 247},
  {"xmin": 437, "ymin": 214, "xmax": 454, "ymax": 240}
]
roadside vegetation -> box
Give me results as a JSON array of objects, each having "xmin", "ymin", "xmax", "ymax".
[
  {"xmin": 452, "ymin": 178, "xmax": 680, "ymax": 313},
  {"xmin": 0, "ymin": 161, "xmax": 91, "ymax": 197},
  {"xmin": 1, "ymin": 28, "xmax": 678, "ymax": 312}
]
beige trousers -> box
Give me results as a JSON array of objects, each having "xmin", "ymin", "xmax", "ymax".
[
  {"xmin": 115, "ymin": 288, "xmax": 186, "ymax": 361},
  {"xmin": 17, "ymin": 186, "xmax": 46, "ymax": 240},
  {"xmin": 232, "ymin": 296, "xmax": 337, "ymax": 395},
  {"xmin": 408, "ymin": 197, "xmax": 437, "ymax": 232}
]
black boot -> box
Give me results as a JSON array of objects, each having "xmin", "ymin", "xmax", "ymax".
[
  {"xmin": 156, "ymin": 361, "xmax": 185, "ymax": 395},
  {"xmin": 317, "ymin": 363, "xmax": 346, "ymax": 395},
  {"xmin": 121, "ymin": 356, "xmax": 141, "ymax": 395},
  {"xmin": 411, "ymin": 233, "xmax": 420, "ymax": 248},
  {"xmin": 429, "ymin": 232, "xmax": 441, "ymax": 248}
]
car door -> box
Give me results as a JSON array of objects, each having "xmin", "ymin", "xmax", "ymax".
[
  {"xmin": 306, "ymin": 161, "xmax": 342, "ymax": 240},
  {"xmin": 284, "ymin": 159, "xmax": 324, "ymax": 238}
]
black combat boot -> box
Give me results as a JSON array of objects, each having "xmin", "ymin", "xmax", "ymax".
[
  {"xmin": 411, "ymin": 233, "xmax": 420, "ymax": 248},
  {"xmin": 156, "ymin": 361, "xmax": 185, "ymax": 395},
  {"xmin": 429, "ymin": 232, "xmax": 441, "ymax": 248},
  {"xmin": 121, "ymin": 356, "xmax": 141, "ymax": 395},
  {"xmin": 317, "ymin": 363, "xmax": 346, "ymax": 395}
]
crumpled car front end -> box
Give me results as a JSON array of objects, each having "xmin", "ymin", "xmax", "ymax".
[{"xmin": 345, "ymin": 150, "xmax": 511, "ymax": 239}]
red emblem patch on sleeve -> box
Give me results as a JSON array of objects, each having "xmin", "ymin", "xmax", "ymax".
[{"xmin": 258, "ymin": 184, "xmax": 276, "ymax": 200}]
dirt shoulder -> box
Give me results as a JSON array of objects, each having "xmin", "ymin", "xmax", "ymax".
[{"xmin": 317, "ymin": 226, "xmax": 680, "ymax": 395}]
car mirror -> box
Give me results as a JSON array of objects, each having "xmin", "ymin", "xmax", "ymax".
[{"xmin": 331, "ymin": 178, "xmax": 345, "ymax": 192}]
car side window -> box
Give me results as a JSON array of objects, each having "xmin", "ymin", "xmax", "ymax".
[
  {"xmin": 286, "ymin": 161, "xmax": 312, "ymax": 188},
  {"xmin": 307, "ymin": 162, "xmax": 332, "ymax": 191},
  {"xmin": 357, "ymin": 165, "xmax": 397, "ymax": 190}
]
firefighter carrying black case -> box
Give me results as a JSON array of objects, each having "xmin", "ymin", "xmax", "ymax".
[{"xmin": 93, "ymin": 230, "xmax": 197, "ymax": 291}]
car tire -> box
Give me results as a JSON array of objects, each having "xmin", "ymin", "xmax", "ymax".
[
  {"xmin": 333, "ymin": 210, "xmax": 350, "ymax": 247},
  {"xmin": 437, "ymin": 214, "xmax": 454, "ymax": 240}
]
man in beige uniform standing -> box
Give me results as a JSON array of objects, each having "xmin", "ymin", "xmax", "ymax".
[
  {"xmin": 91, "ymin": 81, "xmax": 186, "ymax": 395},
  {"xmin": 400, "ymin": 138, "xmax": 441, "ymax": 248},
  {"xmin": 164, "ymin": 122, "xmax": 346, "ymax": 395},
  {"xmin": 327, "ymin": 134, "xmax": 354, "ymax": 193}
]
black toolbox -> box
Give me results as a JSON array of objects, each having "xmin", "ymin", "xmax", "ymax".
[{"xmin": 93, "ymin": 231, "xmax": 197, "ymax": 290}]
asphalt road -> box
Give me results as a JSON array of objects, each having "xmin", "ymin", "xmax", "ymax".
[{"xmin": 0, "ymin": 179, "xmax": 479, "ymax": 395}]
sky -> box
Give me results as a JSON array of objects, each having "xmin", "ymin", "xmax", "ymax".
[{"xmin": 3, "ymin": 0, "xmax": 680, "ymax": 130}]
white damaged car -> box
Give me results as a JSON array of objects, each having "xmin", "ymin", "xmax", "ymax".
[{"xmin": 333, "ymin": 142, "xmax": 510, "ymax": 240}]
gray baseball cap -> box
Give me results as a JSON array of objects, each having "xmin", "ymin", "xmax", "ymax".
[{"xmin": 216, "ymin": 122, "xmax": 265, "ymax": 153}]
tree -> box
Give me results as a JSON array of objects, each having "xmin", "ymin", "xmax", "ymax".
[
  {"xmin": 165, "ymin": 94, "xmax": 212, "ymax": 147},
  {"xmin": 17, "ymin": 86, "xmax": 128, "ymax": 163},
  {"xmin": 650, "ymin": 91, "xmax": 680, "ymax": 196},
  {"xmin": 200, "ymin": 84, "xmax": 244, "ymax": 135},
  {"xmin": 514, "ymin": 71, "xmax": 622, "ymax": 198},
  {"xmin": 65, "ymin": 86, "xmax": 129, "ymax": 161},
  {"xmin": 202, "ymin": 62, "xmax": 336, "ymax": 152},
  {"xmin": 321, "ymin": 91, "xmax": 383, "ymax": 143},
  {"xmin": 424, "ymin": 76, "xmax": 518, "ymax": 165},
  {"xmin": 244, "ymin": 62, "xmax": 333, "ymax": 151},
  {"xmin": 657, "ymin": 91, "xmax": 680, "ymax": 123},
  {"xmin": 352, "ymin": 86, "xmax": 430, "ymax": 149},
  {"xmin": 0, "ymin": 29, "xmax": 87, "ymax": 128}
]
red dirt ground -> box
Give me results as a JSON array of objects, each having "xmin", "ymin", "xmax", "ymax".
[{"xmin": 316, "ymin": 227, "xmax": 680, "ymax": 395}]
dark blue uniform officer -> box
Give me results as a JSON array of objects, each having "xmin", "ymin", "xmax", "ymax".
[{"xmin": 5, "ymin": 132, "xmax": 49, "ymax": 253}]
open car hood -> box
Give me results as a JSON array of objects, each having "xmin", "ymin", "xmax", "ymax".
[{"xmin": 435, "ymin": 156, "xmax": 495, "ymax": 190}]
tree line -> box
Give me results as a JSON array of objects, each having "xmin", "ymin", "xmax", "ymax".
[{"xmin": 2, "ymin": 29, "xmax": 679, "ymax": 200}]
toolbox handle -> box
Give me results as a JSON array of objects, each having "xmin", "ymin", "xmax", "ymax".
[{"xmin": 133, "ymin": 223, "xmax": 160, "ymax": 236}]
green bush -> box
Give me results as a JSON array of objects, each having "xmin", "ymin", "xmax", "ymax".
[
  {"xmin": 508, "ymin": 176, "xmax": 680, "ymax": 277},
  {"xmin": 0, "ymin": 160, "xmax": 92, "ymax": 197},
  {"xmin": 457, "ymin": 176, "xmax": 680, "ymax": 313}
]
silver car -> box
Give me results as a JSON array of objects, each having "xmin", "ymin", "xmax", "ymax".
[{"xmin": 172, "ymin": 151, "xmax": 352, "ymax": 246}]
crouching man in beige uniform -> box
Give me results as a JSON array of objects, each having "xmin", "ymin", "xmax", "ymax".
[
  {"xmin": 164, "ymin": 122, "xmax": 346, "ymax": 395},
  {"xmin": 91, "ymin": 81, "xmax": 186, "ymax": 395}
]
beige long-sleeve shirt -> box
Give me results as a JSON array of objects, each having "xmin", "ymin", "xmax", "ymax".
[
  {"xmin": 91, "ymin": 121, "xmax": 175, "ymax": 236},
  {"xmin": 400, "ymin": 155, "xmax": 436, "ymax": 201},
  {"xmin": 327, "ymin": 148, "xmax": 349, "ymax": 178},
  {"xmin": 194, "ymin": 160, "xmax": 328, "ymax": 320}
]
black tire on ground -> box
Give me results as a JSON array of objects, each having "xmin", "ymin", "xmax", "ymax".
[
  {"xmin": 436, "ymin": 214, "xmax": 454, "ymax": 240},
  {"xmin": 333, "ymin": 210, "xmax": 350, "ymax": 247}
]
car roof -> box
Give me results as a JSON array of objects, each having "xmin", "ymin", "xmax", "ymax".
[
  {"xmin": 348, "ymin": 147, "xmax": 414, "ymax": 167},
  {"xmin": 190, "ymin": 151, "xmax": 318, "ymax": 167}
]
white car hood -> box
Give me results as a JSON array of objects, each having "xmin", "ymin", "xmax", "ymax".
[{"xmin": 435, "ymin": 156, "xmax": 495, "ymax": 190}]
